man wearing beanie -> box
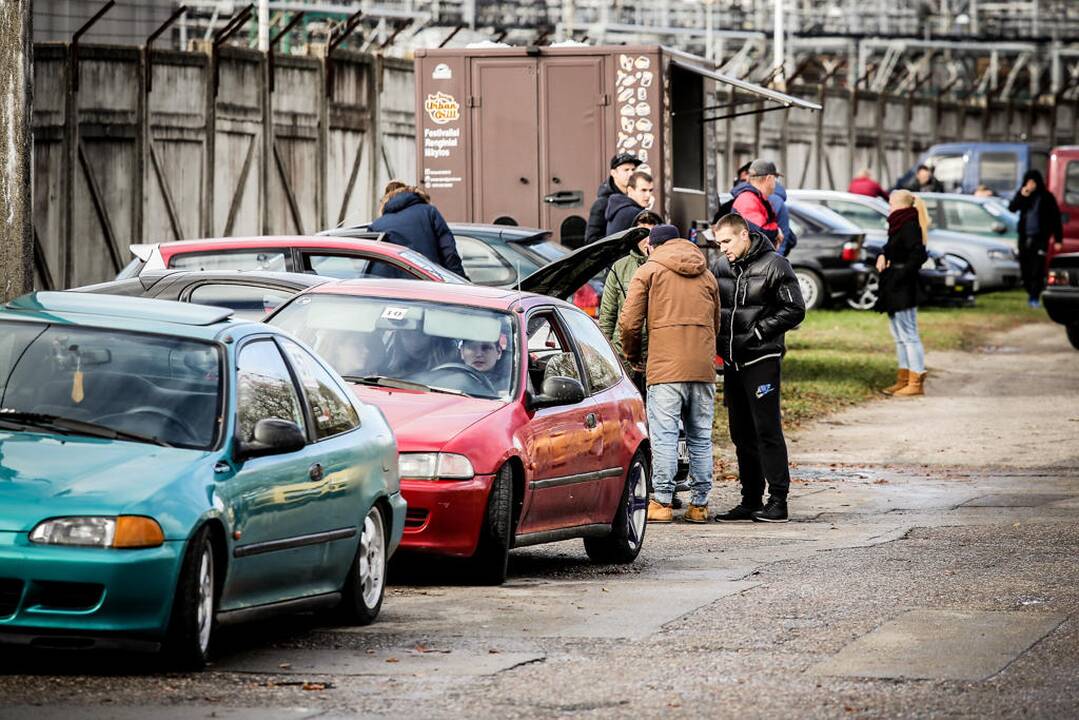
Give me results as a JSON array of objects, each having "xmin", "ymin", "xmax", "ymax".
[{"xmin": 620, "ymin": 224, "xmax": 721, "ymax": 524}]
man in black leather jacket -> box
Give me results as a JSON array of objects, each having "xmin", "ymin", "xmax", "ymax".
[{"xmin": 709, "ymin": 213, "xmax": 806, "ymax": 523}]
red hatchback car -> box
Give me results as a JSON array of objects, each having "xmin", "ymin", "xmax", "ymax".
[
  {"xmin": 118, "ymin": 234, "xmax": 468, "ymax": 285},
  {"xmin": 266, "ymin": 237, "xmax": 650, "ymax": 584}
]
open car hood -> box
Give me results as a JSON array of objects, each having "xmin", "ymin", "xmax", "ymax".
[{"xmin": 518, "ymin": 227, "xmax": 649, "ymax": 300}]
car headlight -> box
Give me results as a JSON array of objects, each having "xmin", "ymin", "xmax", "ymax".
[
  {"xmin": 987, "ymin": 248, "xmax": 1016, "ymax": 262},
  {"xmin": 29, "ymin": 516, "xmax": 165, "ymax": 548},
  {"xmin": 398, "ymin": 452, "xmax": 475, "ymax": 480}
]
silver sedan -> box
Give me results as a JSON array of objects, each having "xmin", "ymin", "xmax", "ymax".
[{"xmin": 788, "ymin": 190, "xmax": 1021, "ymax": 291}]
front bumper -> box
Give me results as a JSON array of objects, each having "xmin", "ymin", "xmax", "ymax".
[
  {"xmin": 398, "ymin": 475, "xmax": 494, "ymax": 558},
  {"xmin": 0, "ymin": 531, "xmax": 183, "ymax": 647},
  {"xmin": 1042, "ymin": 288, "xmax": 1079, "ymax": 326}
]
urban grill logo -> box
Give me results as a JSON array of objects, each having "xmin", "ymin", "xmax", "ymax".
[{"xmin": 425, "ymin": 92, "xmax": 460, "ymax": 125}]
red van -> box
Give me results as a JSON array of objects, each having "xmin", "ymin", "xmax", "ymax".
[{"xmin": 1046, "ymin": 147, "xmax": 1079, "ymax": 266}]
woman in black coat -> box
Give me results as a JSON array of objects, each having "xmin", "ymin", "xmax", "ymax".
[
  {"xmin": 876, "ymin": 189, "xmax": 929, "ymax": 397},
  {"xmin": 1008, "ymin": 169, "xmax": 1063, "ymax": 307},
  {"xmin": 369, "ymin": 184, "xmax": 469, "ymax": 278}
]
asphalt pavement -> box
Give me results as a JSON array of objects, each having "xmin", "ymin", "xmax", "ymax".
[{"xmin": 1, "ymin": 322, "xmax": 1076, "ymax": 719}]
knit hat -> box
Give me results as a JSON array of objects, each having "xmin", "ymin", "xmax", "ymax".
[{"xmin": 648, "ymin": 224, "xmax": 680, "ymax": 246}]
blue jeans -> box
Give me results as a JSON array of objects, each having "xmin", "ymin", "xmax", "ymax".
[
  {"xmin": 646, "ymin": 382, "xmax": 715, "ymax": 506},
  {"xmin": 888, "ymin": 308, "xmax": 925, "ymax": 373}
]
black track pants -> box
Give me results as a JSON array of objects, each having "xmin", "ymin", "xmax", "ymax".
[
  {"xmin": 723, "ymin": 358, "xmax": 791, "ymax": 504},
  {"xmin": 1019, "ymin": 234, "xmax": 1047, "ymax": 302}
]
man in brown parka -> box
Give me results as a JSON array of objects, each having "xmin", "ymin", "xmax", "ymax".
[{"xmin": 620, "ymin": 224, "xmax": 721, "ymax": 524}]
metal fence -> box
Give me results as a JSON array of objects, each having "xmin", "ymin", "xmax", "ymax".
[{"xmin": 32, "ymin": 42, "xmax": 414, "ymax": 289}]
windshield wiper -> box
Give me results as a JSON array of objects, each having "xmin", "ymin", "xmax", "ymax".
[
  {"xmin": 0, "ymin": 409, "xmax": 175, "ymax": 448},
  {"xmin": 343, "ymin": 375, "xmax": 466, "ymax": 397}
]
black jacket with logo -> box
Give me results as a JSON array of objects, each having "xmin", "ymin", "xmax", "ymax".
[{"xmin": 709, "ymin": 232, "xmax": 806, "ymax": 369}]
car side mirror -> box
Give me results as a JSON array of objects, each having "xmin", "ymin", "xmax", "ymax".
[
  {"xmin": 527, "ymin": 376, "xmax": 586, "ymax": 410},
  {"xmin": 991, "ymin": 222, "xmax": 1007, "ymax": 234},
  {"xmin": 236, "ymin": 418, "xmax": 306, "ymax": 460}
]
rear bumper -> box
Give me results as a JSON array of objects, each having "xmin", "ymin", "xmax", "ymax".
[
  {"xmin": 0, "ymin": 531, "xmax": 183, "ymax": 645},
  {"xmin": 824, "ymin": 264, "xmax": 869, "ymax": 297},
  {"xmin": 1042, "ymin": 288, "xmax": 1079, "ymax": 325},
  {"xmin": 398, "ymin": 475, "xmax": 494, "ymax": 558}
]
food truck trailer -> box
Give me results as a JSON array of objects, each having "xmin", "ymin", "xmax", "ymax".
[{"xmin": 414, "ymin": 44, "xmax": 819, "ymax": 246}]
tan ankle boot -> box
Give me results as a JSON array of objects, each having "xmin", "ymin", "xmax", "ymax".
[
  {"xmin": 882, "ymin": 368, "xmax": 910, "ymax": 395},
  {"xmin": 893, "ymin": 371, "xmax": 926, "ymax": 397}
]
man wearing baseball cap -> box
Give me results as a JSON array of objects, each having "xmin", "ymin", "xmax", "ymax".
[
  {"xmin": 620, "ymin": 224, "xmax": 720, "ymax": 524},
  {"xmin": 731, "ymin": 159, "xmax": 783, "ymax": 247},
  {"xmin": 583, "ymin": 153, "xmax": 642, "ymax": 247}
]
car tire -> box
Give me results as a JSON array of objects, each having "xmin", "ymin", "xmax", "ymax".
[
  {"xmin": 584, "ymin": 450, "xmax": 649, "ymax": 564},
  {"xmin": 1067, "ymin": 324, "xmax": 1079, "ymax": 351},
  {"xmin": 162, "ymin": 525, "xmax": 216, "ymax": 670},
  {"xmin": 338, "ymin": 504, "xmax": 387, "ymax": 625},
  {"xmin": 471, "ymin": 463, "xmax": 514, "ymax": 585},
  {"xmin": 794, "ymin": 267, "xmax": 825, "ymax": 311},
  {"xmin": 846, "ymin": 270, "xmax": 879, "ymax": 311}
]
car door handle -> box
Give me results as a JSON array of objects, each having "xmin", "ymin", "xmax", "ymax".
[
  {"xmin": 543, "ymin": 190, "xmax": 584, "ymax": 208},
  {"xmin": 584, "ymin": 413, "xmax": 598, "ymax": 429},
  {"xmin": 308, "ymin": 463, "xmax": 324, "ymax": 482}
]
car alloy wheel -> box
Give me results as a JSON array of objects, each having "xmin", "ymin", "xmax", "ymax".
[
  {"xmin": 625, "ymin": 457, "xmax": 649, "ymax": 551},
  {"xmin": 339, "ymin": 505, "xmax": 387, "ymax": 625},
  {"xmin": 584, "ymin": 450, "xmax": 649, "ymax": 564},
  {"xmin": 163, "ymin": 524, "xmax": 216, "ymax": 669},
  {"xmin": 847, "ymin": 270, "xmax": 879, "ymax": 311},
  {"xmin": 359, "ymin": 508, "xmax": 386, "ymax": 609},
  {"xmin": 794, "ymin": 268, "xmax": 825, "ymax": 310},
  {"xmin": 195, "ymin": 547, "xmax": 214, "ymax": 655}
]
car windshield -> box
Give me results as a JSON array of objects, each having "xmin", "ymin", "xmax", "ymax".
[
  {"xmin": 0, "ymin": 320, "xmax": 222, "ymax": 449},
  {"xmin": 270, "ymin": 295, "xmax": 517, "ymax": 401}
]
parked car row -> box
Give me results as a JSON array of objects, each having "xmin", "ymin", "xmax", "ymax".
[{"xmin": 0, "ymin": 228, "xmax": 653, "ymax": 669}]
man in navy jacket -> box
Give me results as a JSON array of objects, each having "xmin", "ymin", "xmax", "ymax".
[{"xmin": 369, "ymin": 188, "xmax": 468, "ymax": 278}]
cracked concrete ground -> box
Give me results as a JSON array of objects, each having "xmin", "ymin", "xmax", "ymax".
[{"xmin": 1, "ymin": 323, "xmax": 1076, "ymax": 719}]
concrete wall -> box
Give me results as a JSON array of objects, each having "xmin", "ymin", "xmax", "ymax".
[{"xmin": 32, "ymin": 42, "xmax": 413, "ymax": 288}]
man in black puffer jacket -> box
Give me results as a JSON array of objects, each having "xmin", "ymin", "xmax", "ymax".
[{"xmin": 709, "ymin": 213, "xmax": 805, "ymax": 523}]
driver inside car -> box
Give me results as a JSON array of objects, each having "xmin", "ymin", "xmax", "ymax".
[{"xmin": 458, "ymin": 339, "xmax": 510, "ymax": 394}]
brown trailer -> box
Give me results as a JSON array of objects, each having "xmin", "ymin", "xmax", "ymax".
[{"xmin": 414, "ymin": 44, "xmax": 818, "ymax": 246}]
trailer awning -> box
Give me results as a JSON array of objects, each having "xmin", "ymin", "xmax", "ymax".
[{"xmin": 670, "ymin": 59, "xmax": 821, "ymax": 112}]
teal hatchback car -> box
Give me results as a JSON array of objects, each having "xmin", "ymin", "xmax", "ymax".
[{"xmin": 0, "ymin": 292, "xmax": 405, "ymax": 667}]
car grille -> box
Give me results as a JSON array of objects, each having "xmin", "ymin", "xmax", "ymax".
[
  {"xmin": 0, "ymin": 578, "xmax": 24, "ymax": 617},
  {"xmin": 29, "ymin": 581, "xmax": 105, "ymax": 611},
  {"xmin": 404, "ymin": 509, "xmax": 429, "ymax": 530}
]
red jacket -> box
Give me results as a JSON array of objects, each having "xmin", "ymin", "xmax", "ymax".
[{"xmin": 848, "ymin": 176, "xmax": 889, "ymax": 200}]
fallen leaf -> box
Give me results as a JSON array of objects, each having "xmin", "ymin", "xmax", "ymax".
[
  {"xmin": 302, "ymin": 682, "xmax": 328, "ymax": 691},
  {"xmin": 386, "ymin": 657, "xmax": 399, "ymax": 663},
  {"xmin": 278, "ymin": 663, "xmax": 291, "ymax": 669},
  {"xmin": 488, "ymin": 648, "xmax": 500, "ymax": 654}
]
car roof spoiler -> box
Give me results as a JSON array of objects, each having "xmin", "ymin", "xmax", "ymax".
[{"xmin": 129, "ymin": 244, "xmax": 157, "ymax": 262}]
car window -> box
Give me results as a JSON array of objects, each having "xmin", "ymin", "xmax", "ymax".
[
  {"xmin": 823, "ymin": 200, "xmax": 887, "ymax": 231},
  {"xmin": 526, "ymin": 311, "xmax": 580, "ymax": 393},
  {"xmin": 279, "ymin": 338, "xmax": 360, "ymax": 439},
  {"xmin": 0, "ymin": 320, "xmax": 221, "ymax": 450},
  {"xmin": 187, "ymin": 283, "xmax": 294, "ymax": 320},
  {"xmin": 557, "ymin": 308, "xmax": 622, "ymax": 393},
  {"xmin": 1065, "ymin": 162, "xmax": 1079, "ymax": 207},
  {"xmin": 943, "ymin": 201, "xmax": 999, "ymax": 234},
  {"xmin": 979, "ymin": 152, "xmax": 1019, "ymax": 195},
  {"xmin": 455, "ymin": 235, "xmax": 517, "ymax": 286},
  {"xmin": 170, "ymin": 250, "xmax": 288, "ymax": 272},
  {"xmin": 926, "ymin": 154, "xmax": 965, "ymax": 191},
  {"xmin": 301, "ymin": 252, "xmax": 414, "ymax": 281},
  {"xmin": 236, "ymin": 340, "xmax": 306, "ymax": 443}
]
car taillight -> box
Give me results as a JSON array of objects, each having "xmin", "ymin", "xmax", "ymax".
[
  {"xmin": 1047, "ymin": 269, "xmax": 1071, "ymax": 286},
  {"xmin": 573, "ymin": 284, "xmax": 600, "ymax": 317},
  {"xmin": 841, "ymin": 241, "xmax": 861, "ymax": 262}
]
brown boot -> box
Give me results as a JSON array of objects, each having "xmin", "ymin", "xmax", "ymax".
[
  {"xmin": 647, "ymin": 499, "xmax": 673, "ymax": 523},
  {"xmin": 682, "ymin": 504, "xmax": 710, "ymax": 523},
  {"xmin": 893, "ymin": 371, "xmax": 926, "ymax": 397},
  {"xmin": 882, "ymin": 368, "xmax": 910, "ymax": 395}
]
